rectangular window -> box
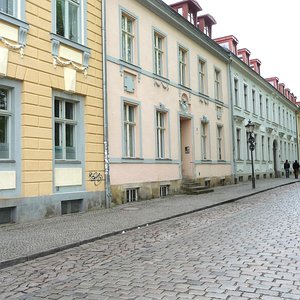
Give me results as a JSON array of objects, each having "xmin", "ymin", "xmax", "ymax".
[
  {"xmin": 236, "ymin": 128, "xmax": 241, "ymax": 160},
  {"xmin": 278, "ymin": 107, "xmax": 281, "ymax": 125},
  {"xmin": 217, "ymin": 125, "xmax": 223, "ymax": 160},
  {"xmin": 252, "ymin": 89, "xmax": 256, "ymax": 114},
  {"xmin": 214, "ymin": 69, "xmax": 221, "ymax": 100},
  {"xmin": 124, "ymin": 103, "xmax": 136, "ymax": 158},
  {"xmin": 198, "ymin": 59, "xmax": 206, "ymax": 94},
  {"xmin": 121, "ymin": 13, "xmax": 134, "ymax": 63},
  {"xmin": 244, "ymin": 84, "xmax": 248, "ymax": 110},
  {"xmin": 156, "ymin": 111, "xmax": 165, "ymax": 159},
  {"xmin": 126, "ymin": 188, "xmax": 138, "ymax": 202},
  {"xmin": 179, "ymin": 47, "xmax": 187, "ymax": 86},
  {"xmin": 273, "ymin": 103, "xmax": 275, "ymax": 122},
  {"xmin": 154, "ymin": 32, "xmax": 164, "ymax": 76},
  {"xmin": 0, "ymin": 0, "xmax": 14, "ymax": 16},
  {"xmin": 54, "ymin": 98, "xmax": 77, "ymax": 160},
  {"xmin": 0, "ymin": 88, "xmax": 10, "ymax": 159},
  {"xmin": 234, "ymin": 78, "xmax": 239, "ymax": 106},
  {"xmin": 201, "ymin": 122, "xmax": 208, "ymax": 160},
  {"xmin": 259, "ymin": 94, "xmax": 263, "ymax": 117},
  {"xmin": 56, "ymin": 0, "xmax": 80, "ymax": 42},
  {"xmin": 261, "ymin": 136, "xmax": 265, "ymax": 161},
  {"xmin": 254, "ymin": 134, "xmax": 257, "ymax": 160},
  {"xmin": 160, "ymin": 185, "xmax": 169, "ymax": 197},
  {"xmin": 266, "ymin": 98, "xmax": 269, "ymax": 120},
  {"xmin": 267, "ymin": 137, "xmax": 271, "ymax": 161}
]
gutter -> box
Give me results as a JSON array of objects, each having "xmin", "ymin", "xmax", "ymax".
[{"xmin": 102, "ymin": 0, "xmax": 111, "ymax": 208}]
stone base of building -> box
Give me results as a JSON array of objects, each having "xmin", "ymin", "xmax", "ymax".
[
  {"xmin": 111, "ymin": 175, "xmax": 234, "ymax": 204},
  {"xmin": 0, "ymin": 191, "xmax": 105, "ymax": 224},
  {"xmin": 235, "ymin": 171, "xmax": 283, "ymax": 183}
]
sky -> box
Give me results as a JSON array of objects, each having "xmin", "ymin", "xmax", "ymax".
[{"xmin": 163, "ymin": 0, "xmax": 300, "ymax": 99}]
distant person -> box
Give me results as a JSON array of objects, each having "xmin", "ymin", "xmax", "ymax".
[
  {"xmin": 284, "ymin": 160, "xmax": 290, "ymax": 178},
  {"xmin": 293, "ymin": 160, "xmax": 300, "ymax": 179}
]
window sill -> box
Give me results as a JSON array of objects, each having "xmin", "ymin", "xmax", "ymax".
[
  {"xmin": 50, "ymin": 33, "xmax": 91, "ymax": 68},
  {"xmin": 178, "ymin": 84, "xmax": 191, "ymax": 91},
  {"xmin": 119, "ymin": 59, "xmax": 141, "ymax": 72},
  {"xmin": 155, "ymin": 158, "xmax": 172, "ymax": 162},
  {"xmin": 0, "ymin": 159, "xmax": 16, "ymax": 163},
  {"xmin": 55, "ymin": 160, "xmax": 82, "ymax": 164},
  {"xmin": 153, "ymin": 74, "xmax": 170, "ymax": 83}
]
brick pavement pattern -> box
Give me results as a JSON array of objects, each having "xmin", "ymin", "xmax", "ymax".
[{"xmin": 0, "ymin": 182, "xmax": 300, "ymax": 299}]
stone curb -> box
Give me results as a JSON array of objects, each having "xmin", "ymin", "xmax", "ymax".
[{"xmin": 0, "ymin": 181, "xmax": 297, "ymax": 270}]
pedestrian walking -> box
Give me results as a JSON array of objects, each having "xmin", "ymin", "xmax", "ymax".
[
  {"xmin": 293, "ymin": 160, "xmax": 300, "ymax": 179},
  {"xmin": 284, "ymin": 160, "xmax": 290, "ymax": 178}
]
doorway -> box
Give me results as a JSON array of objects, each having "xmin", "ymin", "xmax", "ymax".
[
  {"xmin": 180, "ymin": 117, "xmax": 193, "ymax": 179},
  {"xmin": 273, "ymin": 140, "xmax": 278, "ymax": 177}
]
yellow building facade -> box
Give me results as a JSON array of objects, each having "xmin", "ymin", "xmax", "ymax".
[{"xmin": 0, "ymin": 0, "xmax": 105, "ymax": 223}]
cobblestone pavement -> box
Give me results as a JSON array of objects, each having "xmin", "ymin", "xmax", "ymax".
[{"xmin": 1, "ymin": 184, "xmax": 300, "ymax": 299}]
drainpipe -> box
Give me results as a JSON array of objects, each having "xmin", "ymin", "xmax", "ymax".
[
  {"xmin": 102, "ymin": 0, "xmax": 111, "ymax": 208},
  {"xmin": 228, "ymin": 53, "xmax": 237, "ymax": 183}
]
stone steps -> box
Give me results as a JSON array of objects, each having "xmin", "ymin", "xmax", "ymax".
[{"xmin": 182, "ymin": 181, "xmax": 214, "ymax": 195}]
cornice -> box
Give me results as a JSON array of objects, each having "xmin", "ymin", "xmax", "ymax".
[{"xmin": 229, "ymin": 54, "xmax": 297, "ymax": 110}]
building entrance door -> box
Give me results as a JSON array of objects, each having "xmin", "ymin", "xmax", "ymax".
[
  {"xmin": 180, "ymin": 117, "xmax": 193, "ymax": 179},
  {"xmin": 273, "ymin": 140, "xmax": 278, "ymax": 177}
]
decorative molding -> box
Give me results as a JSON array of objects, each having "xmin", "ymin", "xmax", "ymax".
[
  {"xmin": 0, "ymin": 36, "xmax": 24, "ymax": 57},
  {"xmin": 53, "ymin": 56, "xmax": 88, "ymax": 76}
]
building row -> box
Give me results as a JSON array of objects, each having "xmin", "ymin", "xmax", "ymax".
[{"xmin": 0, "ymin": 0, "xmax": 299, "ymax": 223}]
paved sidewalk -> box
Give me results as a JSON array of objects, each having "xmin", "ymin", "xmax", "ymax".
[{"xmin": 0, "ymin": 177, "xmax": 299, "ymax": 269}]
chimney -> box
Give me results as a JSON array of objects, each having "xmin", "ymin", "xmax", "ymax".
[
  {"xmin": 265, "ymin": 77, "xmax": 279, "ymax": 90},
  {"xmin": 170, "ymin": 0, "xmax": 202, "ymax": 26},
  {"xmin": 250, "ymin": 59, "xmax": 261, "ymax": 75},
  {"xmin": 238, "ymin": 48, "xmax": 251, "ymax": 66},
  {"xmin": 279, "ymin": 83, "xmax": 285, "ymax": 94},
  {"xmin": 214, "ymin": 35, "xmax": 238, "ymax": 55},
  {"xmin": 197, "ymin": 14, "xmax": 216, "ymax": 38}
]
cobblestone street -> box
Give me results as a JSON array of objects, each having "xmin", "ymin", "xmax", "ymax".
[{"xmin": 1, "ymin": 184, "xmax": 300, "ymax": 299}]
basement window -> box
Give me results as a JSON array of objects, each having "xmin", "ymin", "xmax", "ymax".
[
  {"xmin": 0, "ymin": 206, "xmax": 16, "ymax": 224},
  {"xmin": 126, "ymin": 188, "xmax": 138, "ymax": 202},
  {"xmin": 160, "ymin": 185, "xmax": 169, "ymax": 197},
  {"xmin": 61, "ymin": 199, "xmax": 83, "ymax": 215}
]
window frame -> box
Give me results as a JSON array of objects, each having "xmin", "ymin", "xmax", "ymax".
[
  {"xmin": 243, "ymin": 84, "xmax": 248, "ymax": 111},
  {"xmin": 201, "ymin": 121, "xmax": 209, "ymax": 160},
  {"xmin": 178, "ymin": 46, "xmax": 188, "ymax": 86},
  {"xmin": 153, "ymin": 31, "xmax": 165, "ymax": 77},
  {"xmin": 156, "ymin": 110, "xmax": 166, "ymax": 159},
  {"xmin": 54, "ymin": 97, "xmax": 78, "ymax": 161},
  {"xmin": 217, "ymin": 125, "xmax": 223, "ymax": 160},
  {"xmin": 214, "ymin": 68, "xmax": 222, "ymax": 100},
  {"xmin": 234, "ymin": 78, "xmax": 239, "ymax": 106},
  {"xmin": 0, "ymin": 88, "xmax": 11, "ymax": 160},
  {"xmin": 123, "ymin": 102, "xmax": 136, "ymax": 158},
  {"xmin": 53, "ymin": 0, "xmax": 86, "ymax": 44},
  {"xmin": 121, "ymin": 12, "xmax": 135, "ymax": 63},
  {"xmin": 198, "ymin": 57, "xmax": 207, "ymax": 95},
  {"xmin": 236, "ymin": 128, "xmax": 241, "ymax": 160}
]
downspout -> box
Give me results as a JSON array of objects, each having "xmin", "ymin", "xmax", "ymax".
[
  {"xmin": 102, "ymin": 0, "xmax": 111, "ymax": 208},
  {"xmin": 228, "ymin": 53, "xmax": 237, "ymax": 183}
]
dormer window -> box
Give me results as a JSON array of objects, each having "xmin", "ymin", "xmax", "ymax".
[
  {"xmin": 188, "ymin": 12, "xmax": 194, "ymax": 24},
  {"xmin": 178, "ymin": 7, "xmax": 183, "ymax": 15}
]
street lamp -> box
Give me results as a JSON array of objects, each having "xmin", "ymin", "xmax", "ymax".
[{"xmin": 245, "ymin": 120, "xmax": 255, "ymax": 189}]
